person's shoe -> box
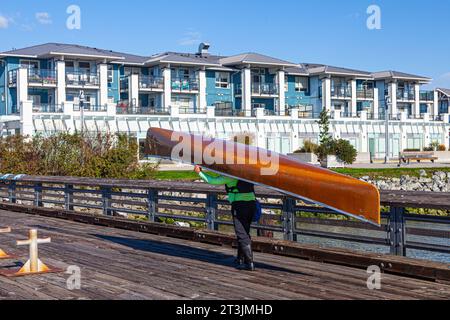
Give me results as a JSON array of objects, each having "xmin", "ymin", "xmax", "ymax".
[
  {"xmin": 237, "ymin": 245, "xmax": 255, "ymax": 271},
  {"xmin": 233, "ymin": 247, "xmax": 244, "ymax": 267}
]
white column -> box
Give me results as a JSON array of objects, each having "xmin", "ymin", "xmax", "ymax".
[
  {"xmin": 322, "ymin": 77, "xmax": 331, "ymax": 111},
  {"xmin": 433, "ymin": 90, "xmax": 439, "ymax": 118},
  {"xmin": 360, "ymin": 125, "xmax": 368, "ymax": 153},
  {"xmin": 56, "ymin": 60, "xmax": 66, "ymax": 105},
  {"xmin": 20, "ymin": 100, "xmax": 33, "ymax": 136},
  {"xmin": 199, "ymin": 69, "xmax": 207, "ymax": 110},
  {"xmin": 163, "ymin": 67, "xmax": 172, "ymax": 110},
  {"xmin": 401, "ymin": 127, "xmax": 407, "ymax": 153},
  {"xmin": 107, "ymin": 102, "xmax": 116, "ymax": 117},
  {"xmin": 129, "ymin": 74, "xmax": 139, "ymax": 107},
  {"xmin": 373, "ymin": 87, "xmax": 379, "ymax": 116},
  {"xmin": 291, "ymin": 122, "xmax": 300, "ymax": 153},
  {"xmin": 98, "ymin": 63, "xmax": 108, "ymax": 107},
  {"xmin": 17, "ymin": 67, "xmax": 29, "ymax": 104},
  {"xmin": 170, "ymin": 104, "xmax": 179, "ymax": 117},
  {"xmin": 63, "ymin": 102, "xmax": 75, "ymax": 133},
  {"xmin": 351, "ymin": 79, "xmax": 357, "ymax": 115},
  {"xmin": 242, "ymin": 68, "xmax": 252, "ymax": 117},
  {"xmin": 206, "ymin": 105, "xmax": 215, "ymax": 118},
  {"xmin": 390, "ymin": 82, "xmax": 398, "ymax": 116},
  {"xmin": 414, "ymin": 83, "xmax": 421, "ymax": 116},
  {"xmin": 277, "ymin": 70, "xmax": 286, "ymax": 116}
]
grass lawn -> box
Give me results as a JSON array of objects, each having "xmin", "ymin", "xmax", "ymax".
[{"xmin": 153, "ymin": 167, "xmax": 450, "ymax": 181}]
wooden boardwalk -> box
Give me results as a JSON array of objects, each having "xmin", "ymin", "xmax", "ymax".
[{"xmin": 0, "ymin": 209, "xmax": 449, "ymax": 300}]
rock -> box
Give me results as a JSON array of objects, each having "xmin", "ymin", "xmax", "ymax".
[
  {"xmin": 419, "ymin": 178, "xmax": 433, "ymax": 184},
  {"xmin": 434, "ymin": 171, "xmax": 447, "ymax": 181},
  {"xmin": 419, "ymin": 169, "xmax": 427, "ymax": 177},
  {"xmin": 361, "ymin": 176, "xmax": 370, "ymax": 181},
  {"xmin": 400, "ymin": 175, "xmax": 410, "ymax": 185}
]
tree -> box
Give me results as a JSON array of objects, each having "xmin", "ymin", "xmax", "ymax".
[{"xmin": 316, "ymin": 109, "xmax": 334, "ymax": 162}]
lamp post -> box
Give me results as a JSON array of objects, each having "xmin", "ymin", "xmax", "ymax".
[
  {"xmin": 384, "ymin": 95, "xmax": 391, "ymax": 164},
  {"xmin": 79, "ymin": 90, "xmax": 85, "ymax": 134}
]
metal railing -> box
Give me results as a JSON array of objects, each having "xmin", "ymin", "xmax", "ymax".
[
  {"xmin": 408, "ymin": 114, "xmax": 425, "ymax": 120},
  {"xmin": 297, "ymin": 111, "xmax": 321, "ymax": 119},
  {"xmin": 420, "ymin": 91, "xmax": 434, "ymax": 101},
  {"xmin": 178, "ymin": 107, "xmax": 207, "ymax": 115},
  {"xmin": 139, "ymin": 75, "xmax": 164, "ymax": 90},
  {"xmin": 215, "ymin": 107, "xmax": 247, "ymax": 117},
  {"xmin": 331, "ymin": 85, "xmax": 352, "ymax": 98},
  {"xmin": 73, "ymin": 104, "xmax": 107, "ymax": 112},
  {"xmin": 32, "ymin": 104, "xmax": 64, "ymax": 113},
  {"xmin": 366, "ymin": 113, "xmax": 386, "ymax": 120},
  {"xmin": 356, "ymin": 88, "xmax": 374, "ymax": 99},
  {"xmin": 251, "ymin": 83, "xmax": 278, "ymax": 95},
  {"xmin": 171, "ymin": 77, "xmax": 199, "ymax": 92},
  {"xmin": 0, "ymin": 175, "xmax": 448, "ymax": 258},
  {"xmin": 339, "ymin": 112, "xmax": 359, "ymax": 118},
  {"xmin": 27, "ymin": 69, "xmax": 57, "ymax": 85},
  {"xmin": 397, "ymin": 89, "xmax": 415, "ymax": 101},
  {"xmin": 66, "ymin": 70, "xmax": 100, "ymax": 86},
  {"xmin": 116, "ymin": 106, "xmax": 170, "ymax": 115}
]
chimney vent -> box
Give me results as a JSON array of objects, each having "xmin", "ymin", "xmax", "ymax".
[{"xmin": 198, "ymin": 42, "xmax": 210, "ymax": 56}]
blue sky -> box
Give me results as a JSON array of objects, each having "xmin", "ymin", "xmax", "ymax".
[{"xmin": 0, "ymin": 0, "xmax": 449, "ymax": 88}]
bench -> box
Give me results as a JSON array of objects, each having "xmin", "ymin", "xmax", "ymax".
[{"xmin": 399, "ymin": 151, "xmax": 438, "ymax": 165}]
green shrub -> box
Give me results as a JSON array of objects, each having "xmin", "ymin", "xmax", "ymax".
[
  {"xmin": 295, "ymin": 140, "xmax": 319, "ymax": 154},
  {"xmin": 332, "ymin": 139, "xmax": 357, "ymax": 165},
  {"xmin": 0, "ymin": 133, "xmax": 157, "ymax": 179}
]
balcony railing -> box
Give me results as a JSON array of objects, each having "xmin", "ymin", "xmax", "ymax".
[
  {"xmin": 397, "ymin": 89, "xmax": 415, "ymax": 101},
  {"xmin": 339, "ymin": 112, "xmax": 359, "ymax": 118},
  {"xmin": 331, "ymin": 85, "xmax": 352, "ymax": 98},
  {"xmin": 171, "ymin": 77, "xmax": 199, "ymax": 92},
  {"xmin": 116, "ymin": 105, "xmax": 170, "ymax": 115},
  {"xmin": 28, "ymin": 69, "xmax": 57, "ymax": 85},
  {"xmin": 408, "ymin": 114, "xmax": 424, "ymax": 120},
  {"xmin": 66, "ymin": 70, "xmax": 100, "ymax": 87},
  {"xmin": 366, "ymin": 113, "xmax": 386, "ymax": 120},
  {"xmin": 420, "ymin": 91, "xmax": 434, "ymax": 101},
  {"xmin": 139, "ymin": 75, "xmax": 164, "ymax": 90},
  {"xmin": 178, "ymin": 106, "xmax": 207, "ymax": 114},
  {"xmin": 251, "ymin": 83, "xmax": 278, "ymax": 95},
  {"xmin": 356, "ymin": 88, "xmax": 374, "ymax": 99},
  {"xmin": 215, "ymin": 107, "xmax": 246, "ymax": 117},
  {"xmin": 73, "ymin": 104, "xmax": 107, "ymax": 112},
  {"xmin": 7, "ymin": 70, "xmax": 17, "ymax": 86},
  {"xmin": 32, "ymin": 104, "xmax": 64, "ymax": 113}
]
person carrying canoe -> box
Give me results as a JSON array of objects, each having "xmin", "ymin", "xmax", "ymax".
[{"xmin": 194, "ymin": 165, "xmax": 256, "ymax": 271}]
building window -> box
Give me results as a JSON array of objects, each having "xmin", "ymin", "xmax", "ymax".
[
  {"xmin": 284, "ymin": 75, "xmax": 289, "ymax": 92},
  {"xmin": 20, "ymin": 60, "xmax": 39, "ymax": 70},
  {"xmin": 215, "ymin": 72, "xmax": 230, "ymax": 88},
  {"xmin": 295, "ymin": 77, "xmax": 308, "ymax": 92},
  {"xmin": 107, "ymin": 65, "xmax": 114, "ymax": 83}
]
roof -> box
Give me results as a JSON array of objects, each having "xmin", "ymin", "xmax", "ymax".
[
  {"xmin": 372, "ymin": 70, "xmax": 431, "ymax": 82},
  {"xmin": 220, "ymin": 52, "xmax": 297, "ymax": 67},
  {"xmin": 285, "ymin": 65, "xmax": 309, "ymax": 76},
  {"xmin": 144, "ymin": 52, "xmax": 222, "ymax": 67},
  {"xmin": 437, "ymin": 88, "xmax": 450, "ymax": 97},
  {"xmin": 0, "ymin": 43, "xmax": 126, "ymax": 61},
  {"xmin": 304, "ymin": 64, "xmax": 372, "ymax": 78}
]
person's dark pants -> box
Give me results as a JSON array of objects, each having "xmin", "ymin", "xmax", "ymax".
[{"xmin": 232, "ymin": 201, "xmax": 256, "ymax": 258}]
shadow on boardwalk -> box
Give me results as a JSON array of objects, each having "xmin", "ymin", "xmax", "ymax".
[{"xmin": 94, "ymin": 234, "xmax": 308, "ymax": 276}]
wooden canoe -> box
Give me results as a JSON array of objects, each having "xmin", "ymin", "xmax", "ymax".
[{"xmin": 145, "ymin": 127, "xmax": 381, "ymax": 225}]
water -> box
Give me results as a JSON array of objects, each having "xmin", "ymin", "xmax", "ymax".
[{"xmin": 294, "ymin": 220, "xmax": 450, "ymax": 264}]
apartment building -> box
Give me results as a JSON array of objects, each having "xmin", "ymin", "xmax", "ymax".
[{"xmin": 0, "ymin": 42, "xmax": 449, "ymax": 160}]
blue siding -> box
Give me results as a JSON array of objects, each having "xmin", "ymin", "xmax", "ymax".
[
  {"xmin": 108, "ymin": 64, "xmax": 120, "ymax": 103},
  {"xmin": 205, "ymin": 70, "xmax": 234, "ymax": 107}
]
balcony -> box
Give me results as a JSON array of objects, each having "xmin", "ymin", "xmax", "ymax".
[
  {"xmin": 356, "ymin": 88, "xmax": 374, "ymax": 99},
  {"xmin": 339, "ymin": 112, "xmax": 359, "ymax": 119},
  {"xmin": 331, "ymin": 85, "xmax": 352, "ymax": 99},
  {"xmin": 32, "ymin": 104, "xmax": 64, "ymax": 113},
  {"xmin": 28, "ymin": 69, "xmax": 57, "ymax": 86},
  {"xmin": 215, "ymin": 106, "xmax": 246, "ymax": 117},
  {"xmin": 66, "ymin": 70, "xmax": 100, "ymax": 87},
  {"xmin": 419, "ymin": 91, "xmax": 434, "ymax": 102},
  {"xmin": 171, "ymin": 77, "xmax": 199, "ymax": 92},
  {"xmin": 397, "ymin": 89, "xmax": 415, "ymax": 101},
  {"xmin": 116, "ymin": 105, "xmax": 170, "ymax": 115},
  {"xmin": 139, "ymin": 75, "xmax": 164, "ymax": 90},
  {"xmin": 366, "ymin": 113, "xmax": 386, "ymax": 120},
  {"xmin": 251, "ymin": 83, "xmax": 278, "ymax": 96}
]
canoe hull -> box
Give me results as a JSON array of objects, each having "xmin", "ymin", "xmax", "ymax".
[{"xmin": 145, "ymin": 128, "xmax": 381, "ymax": 225}]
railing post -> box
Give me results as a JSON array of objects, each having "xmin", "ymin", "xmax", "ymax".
[
  {"xmin": 101, "ymin": 187, "xmax": 112, "ymax": 216},
  {"xmin": 34, "ymin": 183, "xmax": 43, "ymax": 207},
  {"xmin": 64, "ymin": 184, "xmax": 74, "ymax": 211},
  {"xmin": 206, "ymin": 193, "xmax": 218, "ymax": 231},
  {"xmin": 282, "ymin": 197, "xmax": 297, "ymax": 242},
  {"xmin": 389, "ymin": 206, "xmax": 406, "ymax": 256},
  {"xmin": 8, "ymin": 181, "xmax": 16, "ymax": 204},
  {"xmin": 147, "ymin": 189, "xmax": 158, "ymax": 222}
]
